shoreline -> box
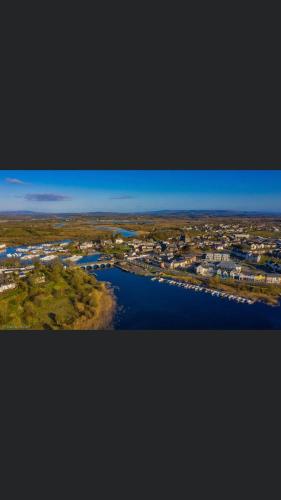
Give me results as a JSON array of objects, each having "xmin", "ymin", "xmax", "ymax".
[
  {"xmin": 72, "ymin": 282, "xmax": 116, "ymax": 330},
  {"xmin": 114, "ymin": 262, "xmax": 281, "ymax": 307}
]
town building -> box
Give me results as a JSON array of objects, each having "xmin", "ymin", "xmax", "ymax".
[
  {"xmin": 216, "ymin": 261, "xmax": 242, "ymax": 273},
  {"xmin": 205, "ymin": 252, "xmax": 230, "ymax": 262},
  {"xmin": 196, "ymin": 264, "xmax": 216, "ymax": 277},
  {"xmin": 266, "ymin": 274, "xmax": 281, "ymax": 284},
  {"xmin": 79, "ymin": 241, "xmax": 94, "ymax": 250}
]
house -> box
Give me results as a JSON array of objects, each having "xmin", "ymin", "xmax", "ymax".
[
  {"xmin": 102, "ymin": 240, "xmax": 113, "ymax": 247},
  {"xmin": 216, "ymin": 269, "xmax": 230, "ymax": 278},
  {"xmin": 79, "ymin": 241, "xmax": 94, "ymax": 250},
  {"xmin": 238, "ymin": 271, "xmax": 266, "ymax": 283},
  {"xmin": 196, "ymin": 264, "xmax": 216, "ymax": 277},
  {"xmin": 230, "ymin": 270, "xmax": 241, "ymax": 280},
  {"xmin": 205, "ymin": 252, "xmax": 230, "ymax": 262},
  {"xmin": 184, "ymin": 254, "xmax": 197, "ymax": 264},
  {"xmin": 154, "ymin": 243, "xmax": 162, "ymax": 252},
  {"xmin": 231, "ymin": 247, "xmax": 261, "ymax": 262},
  {"xmin": 139, "ymin": 243, "xmax": 155, "ymax": 252},
  {"xmin": 0, "ymin": 244, "xmax": 6, "ymax": 251},
  {"xmin": 127, "ymin": 254, "xmax": 150, "ymax": 261},
  {"xmin": 246, "ymin": 253, "xmax": 262, "ymax": 263},
  {"xmin": 217, "ymin": 260, "xmax": 242, "ymax": 272},
  {"xmin": 217, "ymin": 261, "xmax": 242, "ymax": 273},
  {"xmin": 253, "ymin": 273, "xmax": 266, "ymax": 283},
  {"xmin": 234, "ymin": 234, "xmax": 250, "ymax": 239},
  {"xmin": 265, "ymin": 274, "xmax": 281, "ymax": 284},
  {"xmin": 34, "ymin": 275, "xmax": 46, "ymax": 284},
  {"xmin": 115, "ymin": 238, "xmax": 124, "ymax": 244}
]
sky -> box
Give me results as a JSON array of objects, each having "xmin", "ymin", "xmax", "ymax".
[{"xmin": 0, "ymin": 170, "xmax": 280, "ymax": 213}]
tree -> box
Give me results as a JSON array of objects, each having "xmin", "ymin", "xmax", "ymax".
[{"xmin": 23, "ymin": 300, "xmax": 35, "ymax": 326}]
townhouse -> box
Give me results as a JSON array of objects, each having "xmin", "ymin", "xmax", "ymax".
[
  {"xmin": 205, "ymin": 252, "xmax": 230, "ymax": 262},
  {"xmin": 196, "ymin": 263, "xmax": 216, "ymax": 277},
  {"xmin": 167, "ymin": 255, "xmax": 197, "ymax": 270}
]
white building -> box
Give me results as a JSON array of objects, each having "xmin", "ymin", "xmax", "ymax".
[
  {"xmin": 205, "ymin": 252, "xmax": 230, "ymax": 262},
  {"xmin": 40, "ymin": 255, "xmax": 57, "ymax": 262},
  {"xmin": 0, "ymin": 283, "xmax": 16, "ymax": 294},
  {"xmin": 196, "ymin": 264, "xmax": 216, "ymax": 276},
  {"xmin": 79, "ymin": 241, "xmax": 94, "ymax": 250}
]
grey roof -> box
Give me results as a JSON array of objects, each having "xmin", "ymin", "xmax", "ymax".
[{"xmin": 217, "ymin": 261, "xmax": 239, "ymax": 270}]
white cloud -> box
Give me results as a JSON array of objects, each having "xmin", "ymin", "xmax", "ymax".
[{"xmin": 5, "ymin": 177, "xmax": 26, "ymax": 185}]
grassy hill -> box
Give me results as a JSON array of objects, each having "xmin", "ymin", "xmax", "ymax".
[{"xmin": 0, "ymin": 261, "xmax": 115, "ymax": 330}]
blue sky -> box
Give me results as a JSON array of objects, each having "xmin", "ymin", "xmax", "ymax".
[{"xmin": 0, "ymin": 170, "xmax": 280, "ymax": 212}]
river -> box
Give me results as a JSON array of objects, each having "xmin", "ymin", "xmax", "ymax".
[
  {"xmin": 2, "ymin": 241, "xmax": 281, "ymax": 330},
  {"xmin": 95, "ymin": 267, "xmax": 281, "ymax": 330},
  {"xmin": 94, "ymin": 226, "xmax": 137, "ymax": 237}
]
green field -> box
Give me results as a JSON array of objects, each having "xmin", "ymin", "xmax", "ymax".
[{"xmin": 0, "ymin": 262, "xmax": 115, "ymax": 330}]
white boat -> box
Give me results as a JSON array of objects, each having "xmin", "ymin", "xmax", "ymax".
[
  {"xmin": 40, "ymin": 255, "xmax": 57, "ymax": 262},
  {"xmin": 20, "ymin": 254, "xmax": 35, "ymax": 260}
]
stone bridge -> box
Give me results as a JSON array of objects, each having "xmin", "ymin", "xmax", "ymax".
[{"xmin": 78, "ymin": 259, "xmax": 115, "ymax": 270}]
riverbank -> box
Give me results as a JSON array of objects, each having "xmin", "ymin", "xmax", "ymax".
[
  {"xmin": 72, "ymin": 283, "xmax": 116, "ymax": 330},
  {"xmin": 115, "ymin": 261, "xmax": 155, "ymax": 277},
  {"xmin": 114, "ymin": 261, "xmax": 281, "ymax": 306},
  {"xmin": 94, "ymin": 267, "xmax": 281, "ymax": 329},
  {"xmin": 161, "ymin": 272, "xmax": 281, "ymax": 306}
]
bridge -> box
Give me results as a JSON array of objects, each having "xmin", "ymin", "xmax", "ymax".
[{"xmin": 78, "ymin": 259, "xmax": 115, "ymax": 270}]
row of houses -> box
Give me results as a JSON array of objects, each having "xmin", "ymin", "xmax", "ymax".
[
  {"xmin": 205, "ymin": 252, "xmax": 230, "ymax": 262},
  {"xmin": 231, "ymin": 248, "xmax": 262, "ymax": 263},
  {"xmin": 196, "ymin": 262, "xmax": 281, "ymax": 284}
]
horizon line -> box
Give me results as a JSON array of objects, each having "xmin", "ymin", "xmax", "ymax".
[{"xmin": 1, "ymin": 209, "xmax": 281, "ymax": 215}]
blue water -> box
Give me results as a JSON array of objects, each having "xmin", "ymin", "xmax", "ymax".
[
  {"xmin": 95, "ymin": 268, "xmax": 281, "ymax": 330},
  {"xmin": 77, "ymin": 254, "xmax": 100, "ymax": 264},
  {"xmin": 94, "ymin": 226, "xmax": 137, "ymax": 237},
  {"xmin": 0, "ymin": 240, "xmax": 72, "ymax": 262}
]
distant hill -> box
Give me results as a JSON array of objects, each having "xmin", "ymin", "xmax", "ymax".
[
  {"xmin": 0, "ymin": 211, "xmax": 37, "ymax": 215},
  {"xmin": 0, "ymin": 209, "xmax": 281, "ymax": 218}
]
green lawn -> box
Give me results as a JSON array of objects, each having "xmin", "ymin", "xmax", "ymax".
[{"xmin": 0, "ymin": 262, "xmax": 111, "ymax": 330}]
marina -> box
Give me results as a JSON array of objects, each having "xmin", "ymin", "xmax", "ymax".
[
  {"xmin": 152, "ymin": 277, "xmax": 255, "ymax": 304},
  {"xmin": 0, "ymin": 240, "xmax": 73, "ymax": 264},
  {"xmin": 94, "ymin": 267, "xmax": 281, "ymax": 329}
]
